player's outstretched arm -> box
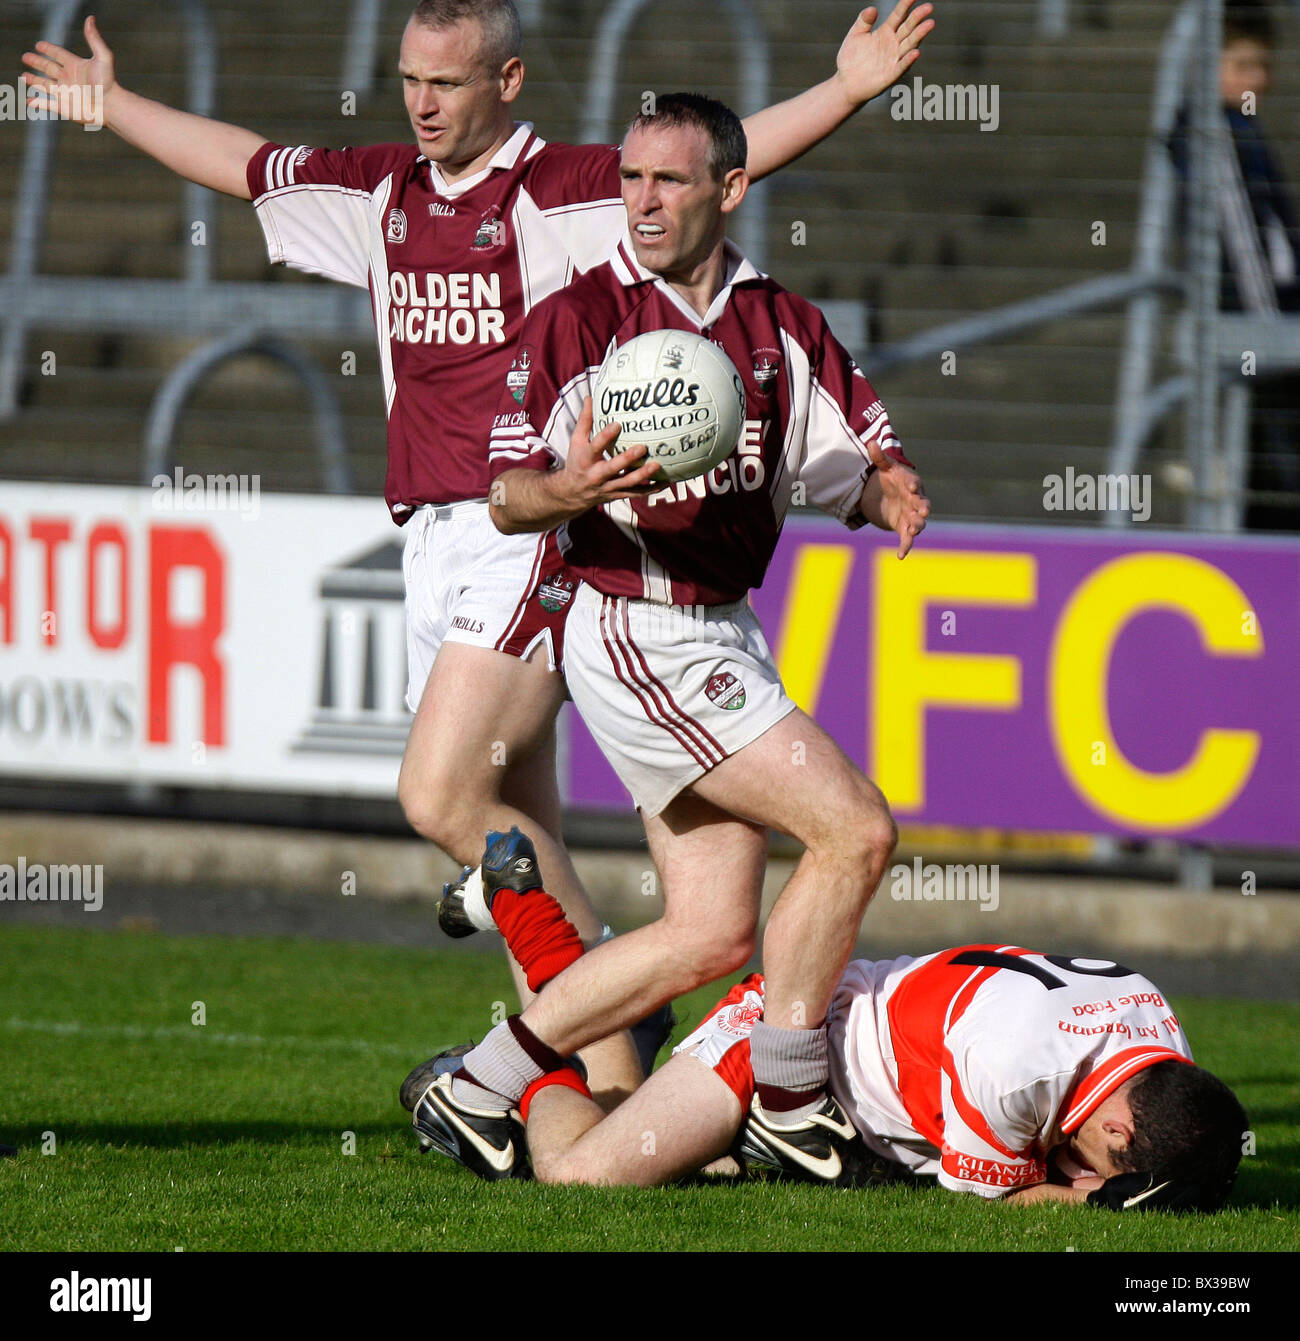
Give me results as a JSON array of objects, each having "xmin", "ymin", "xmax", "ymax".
[
  {"xmin": 21, "ymin": 15, "xmax": 265, "ymax": 200},
  {"xmin": 1002, "ymin": 1182, "xmax": 1091, "ymax": 1206},
  {"xmin": 857, "ymin": 445, "xmax": 930, "ymax": 557},
  {"xmin": 490, "ymin": 398, "xmax": 661, "ymax": 535},
  {"xmin": 740, "ymin": 2, "xmax": 934, "ymax": 182}
]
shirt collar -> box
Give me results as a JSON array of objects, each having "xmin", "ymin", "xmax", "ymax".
[
  {"xmin": 609, "ymin": 236, "xmax": 765, "ymax": 328},
  {"xmin": 1058, "ymin": 1047, "xmax": 1192, "ymax": 1134},
  {"xmin": 423, "ymin": 122, "xmax": 538, "ymax": 198}
]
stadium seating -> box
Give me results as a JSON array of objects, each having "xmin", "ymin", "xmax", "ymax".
[{"xmin": 0, "ymin": 0, "xmax": 1295, "ymax": 522}]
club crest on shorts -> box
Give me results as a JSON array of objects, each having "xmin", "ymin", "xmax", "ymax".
[
  {"xmin": 719, "ymin": 999, "xmax": 762, "ymax": 1036},
  {"xmin": 507, "ymin": 348, "xmax": 533, "ymax": 403},
  {"xmin": 386, "ymin": 208, "xmax": 408, "ymax": 244},
  {"xmin": 537, "ymin": 572, "xmax": 574, "ymax": 613},
  {"xmin": 706, "ymin": 671, "xmax": 746, "ymax": 711}
]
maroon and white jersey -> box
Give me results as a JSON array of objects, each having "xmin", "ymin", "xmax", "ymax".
[
  {"xmin": 828, "ymin": 944, "xmax": 1195, "ymax": 1197},
  {"xmin": 488, "ymin": 240, "xmax": 906, "ymax": 605},
  {"xmin": 246, "ymin": 125, "xmax": 624, "ymax": 519}
]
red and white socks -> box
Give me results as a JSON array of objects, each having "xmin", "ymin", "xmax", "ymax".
[{"xmin": 451, "ymin": 882, "xmax": 588, "ymax": 1111}]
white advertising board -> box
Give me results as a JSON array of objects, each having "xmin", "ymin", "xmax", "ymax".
[{"xmin": 0, "ymin": 482, "xmax": 413, "ymax": 796}]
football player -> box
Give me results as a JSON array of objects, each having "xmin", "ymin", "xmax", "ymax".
[
  {"xmin": 415, "ymin": 829, "xmax": 1247, "ymax": 1213},
  {"xmin": 411, "ymin": 93, "xmax": 929, "ymax": 1170},
  {"xmin": 21, "ymin": 1, "xmax": 935, "ymax": 1102}
]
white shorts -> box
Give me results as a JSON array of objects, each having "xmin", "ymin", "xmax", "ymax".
[
  {"xmin": 563, "ymin": 583, "xmax": 798, "ymax": 818},
  {"xmin": 402, "ymin": 501, "xmax": 574, "ymax": 711}
]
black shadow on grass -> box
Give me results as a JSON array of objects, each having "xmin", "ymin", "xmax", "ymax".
[
  {"xmin": 1227, "ymin": 1147, "xmax": 1300, "ymax": 1210},
  {"xmin": 1239, "ymin": 1100, "xmax": 1300, "ymax": 1125}
]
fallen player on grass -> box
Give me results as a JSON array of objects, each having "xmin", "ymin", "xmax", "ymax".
[{"xmin": 403, "ymin": 829, "xmax": 1247, "ymax": 1211}]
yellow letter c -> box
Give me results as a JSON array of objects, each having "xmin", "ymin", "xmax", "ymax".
[{"xmin": 1049, "ymin": 553, "xmax": 1262, "ymax": 830}]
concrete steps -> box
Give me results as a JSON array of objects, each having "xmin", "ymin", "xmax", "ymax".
[{"xmin": 1, "ymin": 0, "xmax": 1297, "ymax": 518}]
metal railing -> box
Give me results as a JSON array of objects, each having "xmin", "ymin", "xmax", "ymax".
[
  {"xmin": 579, "ymin": 0, "xmax": 769, "ymax": 269},
  {"xmin": 1, "ymin": 0, "xmax": 83, "ymax": 420},
  {"xmin": 866, "ymin": 0, "xmax": 1300, "ymax": 535},
  {"xmin": 1105, "ymin": 0, "xmax": 1300, "ymax": 530},
  {"xmin": 0, "ymin": 0, "xmax": 358, "ymax": 491},
  {"xmin": 142, "ymin": 325, "xmax": 352, "ymax": 493}
]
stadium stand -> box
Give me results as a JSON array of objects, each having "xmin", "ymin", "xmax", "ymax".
[{"xmin": 0, "ymin": 0, "xmax": 1296, "ymax": 522}]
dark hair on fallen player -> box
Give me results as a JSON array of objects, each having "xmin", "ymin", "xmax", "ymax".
[
  {"xmin": 627, "ymin": 92, "xmax": 748, "ymax": 182},
  {"xmin": 1224, "ymin": 0, "xmax": 1275, "ymax": 48},
  {"xmin": 410, "ymin": 0, "xmax": 522, "ymax": 71},
  {"xmin": 1116, "ymin": 1061, "xmax": 1248, "ymax": 1211}
]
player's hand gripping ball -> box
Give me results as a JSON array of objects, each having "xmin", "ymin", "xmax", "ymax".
[{"xmin": 592, "ymin": 330, "xmax": 745, "ymax": 485}]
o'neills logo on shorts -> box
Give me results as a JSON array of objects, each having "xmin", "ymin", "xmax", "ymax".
[
  {"xmin": 538, "ymin": 573, "xmax": 574, "ymax": 613},
  {"xmin": 706, "ymin": 672, "xmax": 746, "ymax": 711}
]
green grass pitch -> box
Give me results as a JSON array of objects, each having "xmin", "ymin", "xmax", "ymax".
[{"xmin": 0, "ymin": 925, "xmax": 1295, "ymax": 1252}]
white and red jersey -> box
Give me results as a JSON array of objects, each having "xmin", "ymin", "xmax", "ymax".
[
  {"xmin": 246, "ymin": 125, "xmax": 625, "ymax": 519},
  {"xmin": 488, "ymin": 239, "xmax": 905, "ymax": 605},
  {"xmin": 827, "ymin": 944, "xmax": 1194, "ymax": 1198}
]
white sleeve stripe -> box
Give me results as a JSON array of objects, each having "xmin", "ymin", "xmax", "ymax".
[
  {"xmin": 272, "ymin": 145, "xmax": 291, "ymax": 190},
  {"xmin": 263, "ymin": 145, "xmax": 299, "ymax": 193},
  {"xmin": 489, "ymin": 446, "xmax": 548, "ymax": 464},
  {"xmin": 769, "ymin": 329, "xmax": 808, "ymax": 512},
  {"xmin": 811, "ymin": 376, "xmax": 873, "ymax": 467},
  {"xmin": 257, "ymin": 183, "xmax": 371, "ymax": 203},
  {"xmin": 539, "ymin": 366, "xmax": 601, "ymax": 449},
  {"xmin": 541, "ymin": 197, "xmax": 623, "ymax": 219}
]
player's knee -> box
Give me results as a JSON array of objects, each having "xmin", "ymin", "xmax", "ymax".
[
  {"xmin": 398, "ymin": 771, "xmax": 477, "ymax": 853},
  {"xmin": 397, "ymin": 772, "xmax": 440, "ymax": 841},
  {"xmin": 713, "ymin": 932, "xmax": 756, "ymax": 979},
  {"xmin": 685, "ymin": 926, "xmax": 756, "ymax": 983},
  {"xmin": 810, "ymin": 781, "xmax": 897, "ymax": 870},
  {"xmin": 862, "ymin": 805, "xmax": 899, "ymax": 865}
]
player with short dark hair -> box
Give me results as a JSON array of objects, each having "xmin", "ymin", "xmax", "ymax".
[
  {"xmin": 408, "ymin": 94, "xmax": 929, "ymax": 1179},
  {"xmin": 21, "ymin": 3, "xmax": 936, "ymax": 1101},
  {"xmin": 1117, "ymin": 1059, "xmax": 1247, "ymax": 1200},
  {"xmin": 628, "ymin": 91, "xmax": 749, "ymax": 181},
  {"xmin": 419, "ymin": 838, "xmax": 1248, "ymax": 1212}
]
